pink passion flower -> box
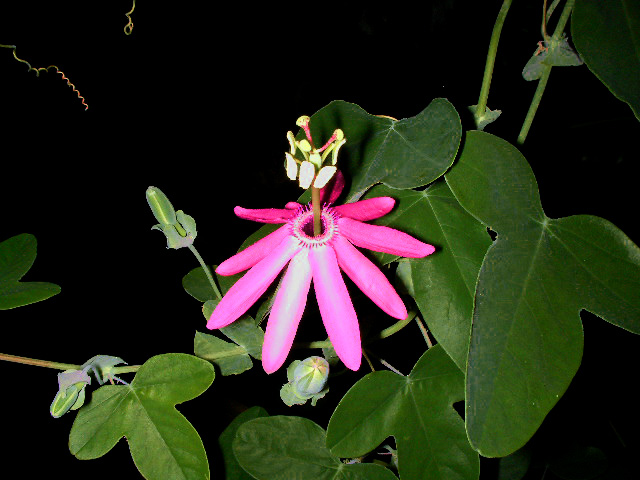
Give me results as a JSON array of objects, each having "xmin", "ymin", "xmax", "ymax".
[{"xmin": 207, "ymin": 183, "xmax": 435, "ymax": 373}]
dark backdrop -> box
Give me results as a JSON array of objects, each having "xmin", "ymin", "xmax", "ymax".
[{"xmin": 1, "ymin": 1, "xmax": 638, "ymax": 478}]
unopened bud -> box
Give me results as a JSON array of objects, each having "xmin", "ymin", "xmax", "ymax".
[
  {"xmin": 50, "ymin": 369, "xmax": 91, "ymax": 418},
  {"xmin": 293, "ymin": 356, "xmax": 329, "ymax": 396},
  {"xmin": 147, "ymin": 187, "xmax": 197, "ymax": 249},
  {"xmin": 146, "ymin": 186, "xmax": 177, "ymax": 226}
]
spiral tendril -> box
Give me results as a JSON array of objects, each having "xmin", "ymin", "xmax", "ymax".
[
  {"xmin": 1, "ymin": 44, "xmax": 88, "ymax": 111},
  {"xmin": 124, "ymin": 0, "xmax": 136, "ymax": 35}
]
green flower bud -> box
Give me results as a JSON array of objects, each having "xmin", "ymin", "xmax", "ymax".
[
  {"xmin": 50, "ymin": 369, "xmax": 91, "ymax": 418},
  {"xmin": 293, "ymin": 356, "xmax": 329, "ymax": 396},
  {"xmin": 146, "ymin": 186, "xmax": 177, "ymax": 226},
  {"xmin": 147, "ymin": 187, "xmax": 197, "ymax": 249}
]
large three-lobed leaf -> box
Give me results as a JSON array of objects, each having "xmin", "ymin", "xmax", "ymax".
[
  {"xmin": 69, "ymin": 353, "xmax": 215, "ymax": 480},
  {"xmin": 446, "ymin": 131, "xmax": 640, "ymax": 457},
  {"xmin": 307, "ymin": 99, "xmax": 461, "ymax": 202},
  {"xmin": 326, "ymin": 345, "xmax": 479, "ymax": 480}
]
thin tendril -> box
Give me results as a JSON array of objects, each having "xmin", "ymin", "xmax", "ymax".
[
  {"xmin": 1, "ymin": 44, "xmax": 88, "ymax": 110},
  {"xmin": 124, "ymin": 0, "xmax": 136, "ymax": 35}
]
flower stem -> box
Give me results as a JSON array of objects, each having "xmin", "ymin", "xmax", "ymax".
[
  {"xmin": 188, "ymin": 244, "xmax": 222, "ymax": 300},
  {"xmin": 517, "ymin": 0, "xmax": 575, "ymax": 144},
  {"xmin": 311, "ymin": 186, "xmax": 322, "ymax": 236},
  {"xmin": 474, "ymin": 0, "xmax": 513, "ymax": 123},
  {"xmin": 415, "ymin": 316, "xmax": 433, "ymax": 348}
]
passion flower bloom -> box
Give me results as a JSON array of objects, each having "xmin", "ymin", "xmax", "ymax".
[{"xmin": 207, "ymin": 182, "xmax": 435, "ymax": 373}]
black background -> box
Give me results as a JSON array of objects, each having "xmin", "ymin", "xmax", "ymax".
[{"xmin": 1, "ymin": 1, "xmax": 639, "ymax": 479}]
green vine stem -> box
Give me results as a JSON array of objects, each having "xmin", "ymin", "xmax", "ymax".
[
  {"xmin": 188, "ymin": 244, "xmax": 222, "ymax": 300},
  {"xmin": 517, "ymin": 0, "xmax": 575, "ymax": 144},
  {"xmin": 474, "ymin": 0, "xmax": 514, "ymax": 123},
  {"xmin": 0, "ymin": 353, "xmax": 139, "ymax": 375}
]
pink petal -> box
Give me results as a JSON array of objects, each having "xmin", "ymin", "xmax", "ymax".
[
  {"xmin": 216, "ymin": 225, "xmax": 292, "ymax": 276},
  {"xmin": 285, "ymin": 202, "xmax": 301, "ymax": 210},
  {"xmin": 333, "ymin": 197, "xmax": 395, "ymax": 221},
  {"xmin": 262, "ymin": 250, "xmax": 312, "ymax": 374},
  {"xmin": 338, "ymin": 217, "xmax": 436, "ymax": 258},
  {"xmin": 234, "ymin": 206, "xmax": 295, "ymax": 224},
  {"xmin": 319, "ymin": 169, "xmax": 345, "ymax": 205},
  {"xmin": 207, "ymin": 236, "xmax": 300, "ymax": 329},
  {"xmin": 309, "ymin": 245, "xmax": 362, "ymax": 371},
  {"xmin": 332, "ymin": 236, "xmax": 407, "ymax": 319}
]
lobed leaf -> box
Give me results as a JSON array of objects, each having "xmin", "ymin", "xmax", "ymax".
[
  {"xmin": 0, "ymin": 233, "xmax": 60, "ymax": 309},
  {"xmin": 306, "ymin": 99, "xmax": 462, "ymax": 202},
  {"xmin": 326, "ymin": 345, "xmax": 479, "ymax": 480},
  {"xmin": 234, "ymin": 415, "xmax": 398, "ymax": 480},
  {"xmin": 445, "ymin": 130, "xmax": 640, "ymax": 457},
  {"xmin": 68, "ymin": 353, "xmax": 214, "ymax": 480}
]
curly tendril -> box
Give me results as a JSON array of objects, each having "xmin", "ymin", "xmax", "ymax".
[
  {"xmin": 0, "ymin": 44, "xmax": 88, "ymax": 111},
  {"xmin": 124, "ymin": 0, "xmax": 136, "ymax": 35}
]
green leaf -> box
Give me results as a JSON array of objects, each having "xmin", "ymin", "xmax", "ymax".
[
  {"xmin": 218, "ymin": 407, "xmax": 269, "ymax": 480},
  {"xmin": 0, "ymin": 233, "xmax": 60, "ymax": 309},
  {"xmin": 326, "ymin": 345, "xmax": 479, "ymax": 480},
  {"xmin": 69, "ymin": 353, "xmax": 214, "ymax": 480},
  {"xmin": 234, "ymin": 416, "xmax": 399, "ymax": 480},
  {"xmin": 572, "ymin": 0, "xmax": 640, "ymax": 120},
  {"xmin": 364, "ymin": 183, "xmax": 492, "ymax": 371},
  {"xmin": 183, "ymin": 264, "xmax": 224, "ymax": 302},
  {"xmin": 445, "ymin": 131, "xmax": 640, "ymax": 457},
  {"xmin": 194, "ymin": 331, "xmax": 253, "ymax": 375},
  {"xmin": 307, "ymin": 99, "xmax": 462, "ymax": 202}
]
